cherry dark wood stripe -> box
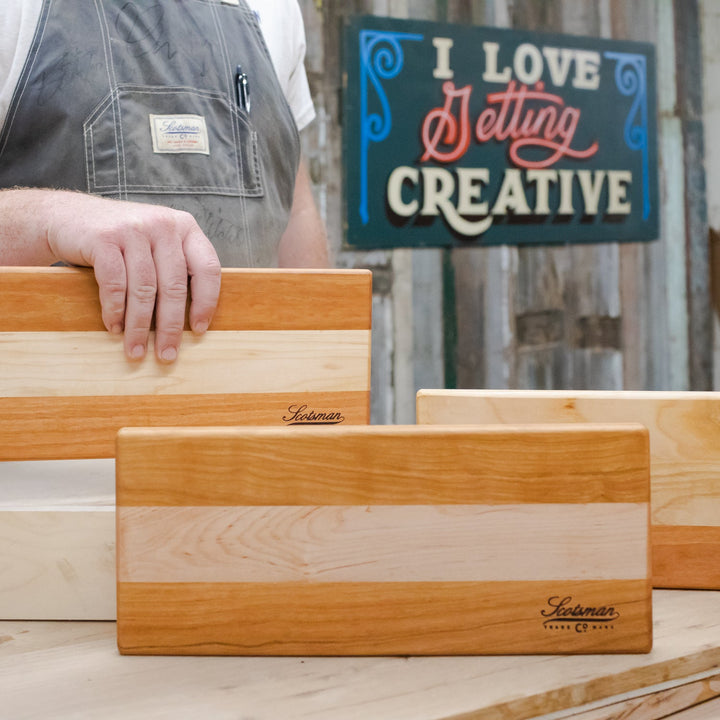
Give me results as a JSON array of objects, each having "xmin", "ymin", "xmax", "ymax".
[
  {"xmin": 0, "ymin": 267, "xmax": 372, "ymax": 331},
  {"xmin": 0, "ymin": 391, "xmax": 369, "ymax": 460}
]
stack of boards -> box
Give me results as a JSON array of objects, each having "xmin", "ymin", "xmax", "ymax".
[
  {"xmin": 0, "ymin": 267, "xmax": 372, "ymax": 620},
  {"xmin": 417, "ymin": 390, "xmax": 720, "ymax": 590},
  {"xmin": 2, "ymin": 268, "xmax": 659, "ymax": 654}
]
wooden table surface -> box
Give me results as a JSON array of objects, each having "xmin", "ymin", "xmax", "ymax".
[{"xmin": 2, "ymin": 590, "xmax": 720, "ymax": 720}]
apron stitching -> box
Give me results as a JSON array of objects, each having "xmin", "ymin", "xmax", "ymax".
[
  {"xmin": 243, "ymin": 0, "xmax": 301, "ymax": 156},
  {"xmin": 85, "ymin": 126, "xmax": 95, "ymax": 192},
  {"xmin": 210, "ymin": 5, "xmax": 247, "ymax": 190},
  {"xmin": 83, "ymin": 93, "xmax": 115, "ymax": 194},
  {"xmin": 210, "ymin": 0, "xmax": 253, "ymax": 266},
  {"xmin": 92, "ymin": 0, "xmax": 126, "ymax": 200},
  {"xmin": 92, "ymin": 187, "xmax": 252, "ymax": 193}
]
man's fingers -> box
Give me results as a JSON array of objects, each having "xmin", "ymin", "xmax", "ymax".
[
  {"xmin": 92, "ymin": 246, "xmax": 128, "ymax": 336},
  {"xmin": 183, "ymin": 226, "xmax": 221, "ymax": 334},
  {"xmin": 122, "ymin": 241, "xmax": 157, "ymax": 360},
  {"xmin": 152, "ymin": 241, "xmax": 191, "ymax": 363}
]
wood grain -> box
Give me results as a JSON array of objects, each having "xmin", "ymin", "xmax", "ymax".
[
  {"xmin": 665, "ymin": 696, "xmax": 720, "ymax": 719},
  {"xmin": 117, "ymin": 503, "xmax": 649, "ymax": 583},
  {"xmin": 0, "ymin": 267, "xmax": 373, "ymax": 331},
  {"xmin": 0, "ymin": 509, "xmax": 116, "ymax": 620},
  {"xmin": 0, "ymin": 329, "xmax": 370, "ymax": 396},
  {"xmin": 0, "ymin": 392, "xmax": 369, "ymax": 461},
  {"xmin": 416, "ymin": 390, "xmax": 720, "ymax": 589},
  {"xmin": 116, "ymin": 424, "xmax": 650, "ymax": 507},
  {"xmin": 116, "ymin": 424, "xmax": 651, "ymax": 655},
  {"xmin": 561, "ymin": 672, "xmax": 720, "ymax": 720},
  {"xmin": 116, "ymin": 579, "xmax": 652, "ymax": 656},
  {"xmin": 652, "ymin": 526, "xmax": 720, "ymax": 589}
]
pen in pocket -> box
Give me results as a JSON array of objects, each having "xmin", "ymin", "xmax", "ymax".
[{"xmin": 236, "ymin": 64, "xmax": 250, "ymax": 113}]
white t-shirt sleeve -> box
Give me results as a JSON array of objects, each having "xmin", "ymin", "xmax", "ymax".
[
  {"xmin": 0, "ymin": 0, "xmax": 44, "ymax": 131},
  {"xmin": 245, "ymin": 0, "xmax": 316, "ymax": 131}
]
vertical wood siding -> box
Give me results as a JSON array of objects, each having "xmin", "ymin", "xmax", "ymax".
[{"xmin": 299, "ymin": 0, "xmax": 716, "ymax": 421}]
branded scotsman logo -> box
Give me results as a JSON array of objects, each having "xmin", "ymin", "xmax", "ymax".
[
  {"xmin": 282, "ymin": 404, "xmax": 346, "ymax": 425},
  {"xmin": 541, "ymin": 595, "xmax": 620, "ymax": 633},
  {"xmin": 158, "ymin": 119, "xmax": 203, "ymax": 137}
]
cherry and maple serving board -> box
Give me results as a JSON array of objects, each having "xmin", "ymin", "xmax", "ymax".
[
  {"xmin": 116, "ymin": 424, "xmax": 652, "ymax": 656},
  {"xmin": 0, "ymin": 266, "xmax": 372, "ymax": 461},
  {"xmin": 416, "ymin": 390, "xmax": 720, "ymax": 590}
]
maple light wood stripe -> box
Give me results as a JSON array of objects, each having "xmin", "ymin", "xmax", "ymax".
[
  {"xmin": 115, "ymin": 579, "xmax": 652, "ymax": 655},
  {"xmin": 0, "ymin": 267, "xmax": 372, "ymax": 332},
  {"xmin": 116, "ymin": 424, "xmax": 650, "ymax": 507},
  {"xmin": 116, "ymin": 503, "xmax": 650, "ymax": 584},
  {"xmin": 652, "ymin": 493, "xmax": 720, "ymax": 528},
  {"xmin": 652, "ymin": 525, "xmax": 720, "ymax": 589},
  {"xmin": 0, "ymin": 391, "xmax": 369, "ymax": 461},
  {"xmin": 0, "ymin": 329, "xmax": 370, "ymax": 398},
  {"xmin": 417, "ymin": 388, "xmax": 720, "ymax": 406},
  {"xmin": 416, "ymin": 390, "xmax": 720, "ymax": 528}
]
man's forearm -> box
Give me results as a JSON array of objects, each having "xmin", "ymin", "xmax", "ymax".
[
  {"xmin": 278, "ymin": 160, "xmax": 330, "ymax": 268},
  {"xmin": 0, "ymin": 188, "xmax": 58, "ymax": 265}
]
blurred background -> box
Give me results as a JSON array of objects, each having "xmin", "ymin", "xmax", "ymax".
[{"xmin": 297, "ymin": 0, "xmax": 720, "ymax": 422}]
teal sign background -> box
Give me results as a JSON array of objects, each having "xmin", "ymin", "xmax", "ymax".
[{"xmin": 343, "ymin": 16, "xmax": 658, "ymax": 249}]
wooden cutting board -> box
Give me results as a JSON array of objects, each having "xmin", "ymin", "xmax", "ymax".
[
  {"xmin": 0, "ymin": 266, "xmax": 372, "ymax": 460},
  {"xmin": 416, "ymin": 390, "xmax": 720, "ymax": 590},
  {"xmin": 116, "ymin": 424, "xmax": 652, "ymax": 656}
]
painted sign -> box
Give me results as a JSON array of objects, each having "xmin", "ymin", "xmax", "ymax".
[{"xmin": 343, "ymin": 16, "xmax": 658, "ymax": 249}]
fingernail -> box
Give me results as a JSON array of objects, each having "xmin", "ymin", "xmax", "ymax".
[
  {"xmin": 110, "ymin": 323, "xmax": 123, "ymax": 335},
  {"xmin": 160, "ymin": 347, "xmax": 178, "ymax": 363},
  {"xmin": 193, "ymin": 320, "xmax": 209, "ymax": 334},
  {"xmin": 130, "ymin": 344, "xmax": 146, "ymax": 359}
]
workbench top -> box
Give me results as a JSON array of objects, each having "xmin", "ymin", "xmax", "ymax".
[{"xmin": 2, "ymin": 590, "xmax": 720, "ymax": 720}]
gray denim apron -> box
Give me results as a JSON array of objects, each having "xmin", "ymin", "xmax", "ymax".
[{"xmin": 0, "ymin": 0, "xmax": 300, "ymax": 267}]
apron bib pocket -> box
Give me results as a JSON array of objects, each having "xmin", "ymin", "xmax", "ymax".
[{"xmin": 83, "ymin": 85, "xmax": 263, "ymax": 197}]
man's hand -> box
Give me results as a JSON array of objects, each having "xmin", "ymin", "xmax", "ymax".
[{"xmin": 0, "ymin": 189, "xmax": 221, "ymax": 362}]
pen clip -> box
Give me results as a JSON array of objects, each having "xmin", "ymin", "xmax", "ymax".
[{"xmin": 236, "ymin": 64, "xmax": 250, "ymax": 113}]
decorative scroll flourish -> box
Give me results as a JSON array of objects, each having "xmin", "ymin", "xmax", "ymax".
[
  {"xmin": 359, "ymin": 29, "xmax": 423, "ymax": 225},
  {"xmin": 604, "ymin": 52, "xmax": 650, "ymax": 220}
]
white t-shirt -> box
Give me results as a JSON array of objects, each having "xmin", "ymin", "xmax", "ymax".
[
  {"xmin": 0, "ymin": 0, "xmax": 315, "ymax": 132},
  {"xmin": 247, "ymin": 0, "xmax": 316, "ymax": 131}
]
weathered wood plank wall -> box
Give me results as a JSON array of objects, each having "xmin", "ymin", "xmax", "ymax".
[
  {"xmin": 299, "ymin": 0, "xmax": 716, "ymax": 422},
  {"xmin": 702, "ymin": 0, "xmax": 720, "ymax": 385}
]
